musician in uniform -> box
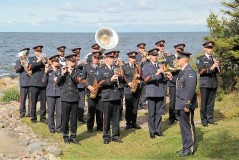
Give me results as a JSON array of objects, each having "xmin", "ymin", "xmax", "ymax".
[
  {"xmin": 96, "ymin": 51, "xmax": 124, "ymax": 144},
  {"xmin": 155, "ymin": 40, "xmax": 169, "ymax": 115},
  {"xmin": 72, "ymin": 47, "xmax": 86, "ymax": 123},
  {"xmin": 86, "ymin": 44, "xmax": 100, "ymax": 63},
  {"xmin": 42, "ymin": 55, "xmax": 62, "ymax": 133},
  {"xmin": 113, "ymin": 51, "xmax": 124, "ymax": 120},
  {"xmin": 14, "ymin": 48, "xmax": 31, "ymax": 118},
  {"xmin": 122, "ymin": 51, "xmax": 141, "ymax": 130},
  {"xmin": 142, "ymin": 48, "xmax": 166, "ymax": 139},
  {"xmin": 136, "ymin": 43, "xmax": 148, "ymax": 110},
  {"xmin": 166, "ymin": 51, "xmax": 197, "ymax": 157},
  {"xmin": 57, "ymin": 54, "xmax": 81, "ymax": 144},
  {"xmin": 82, "ymin": 51, "xmax": 103, "ymax": 133},
  {"xmin": 165, "ymin": 43, "xmax": 186, "ymax": 125},
  {"xmin": 57, "ymin": 46, "xmax": 66, "ymax": 66},
  {"xmin": 28, "ymin": 45, "xmax": 47, "ymax": 123},
  {"xmin": 196, "ymin": 41, "xmax": 219, "ymax": 127}
]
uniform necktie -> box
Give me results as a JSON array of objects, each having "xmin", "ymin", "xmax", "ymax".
[{"xmin": 209, "ymin": 55, "xmax": 214, "ymax": 63}]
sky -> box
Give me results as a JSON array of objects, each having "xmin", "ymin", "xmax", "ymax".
[{"xmin": 0, "ymin": 0, "xmax": 223, "ymax": 32}]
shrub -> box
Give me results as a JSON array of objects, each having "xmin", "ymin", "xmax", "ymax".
[{"xmin": 1, "ymin": 88, "xmax": 20, "ymax": 102}]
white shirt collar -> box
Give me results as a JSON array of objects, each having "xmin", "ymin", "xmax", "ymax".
[
  {"xmin": 204, "ymin": 53, "xmax": 212, "ymax": 59},
  {"xmin": 181, "ymin": 63, "xmax": 188, "ymax": 71},
  {"xmin": 106, "ymin": 64, "xmax": 112, "ymax": 70}
]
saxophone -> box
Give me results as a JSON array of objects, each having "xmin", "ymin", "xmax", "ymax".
[
  {"xmin": 131, "ymin": 64, "xmax": 140, "ymax": 93},
  {"xmin": 90, "ymin": 62, "xmax": 101, "ymax": 99},
  {"xmin": 90, "ymin": 79, "xmax": 99, "ymax": 99}
]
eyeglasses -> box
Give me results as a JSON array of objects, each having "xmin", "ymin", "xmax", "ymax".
[
  {"xmin": 158, "ymin": 45, "xmax": 164, "ymax": 47},
  {"xmin": 59, "ymin": 51, "xmax": 65, "ymax": 53},
  {"xmin": 35, "ymin": 50, "xmax": 42, "ymax": 53},
  {"xmin": 205, "ymin": 46, "xmax": 213, "ymax": 49},
  {"xmin": 129, "ymin": 56, "xmax": 136, "ymax": 59},
  {"xmin": 108, "ymin": 56, "xmax": 115, "ymax": 59},
  {"xmin": 177, "ymin": 56, "xmax": 184, "ymax": 60},
  {"xmin": 93, "ymin": 56, "xmax": 101, "ymax": 60}
]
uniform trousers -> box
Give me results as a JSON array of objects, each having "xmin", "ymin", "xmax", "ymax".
[
  {"xmin": 102, "ymin": 100, "xmax": 121, "ymax": 140},
  {"xmin": 47, "ymin": 96, "xmax": 61, "ymax": 132},
  {"xmin": 125, "ymin": 93, "xmax": 140, "ymax": 125},
  {"xmin": 30, "ymin": 87, "xmax": 46, "ymax": 121},
  {"xmin": 178, "ymin": 110, "xmax": 196, "ymax": 153},
  {"xmin": 87, "ymin": 95, "xmax": 103, "ymax": 131},
  {"xmin": 147, "ymin": 97, "xmax": 164, "ymax": 134},
  {"xmin": 19, "ymin": 87, "xmax": 31, "ymax": 116},
  {"xmin": 200, "ymin": 87, "xmax": 217, "ymax": 124},
  {"xmin": 61, "ymin": 101, "xmax": 78, "ymax": 139}
]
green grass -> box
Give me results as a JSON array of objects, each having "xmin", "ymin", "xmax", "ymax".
[{"xmin": 21, "ymin": 93, "xmax": 239, "ymax": 160}]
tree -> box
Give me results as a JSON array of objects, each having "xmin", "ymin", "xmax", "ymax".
[{"xmin": 205, "ymin": 0, "xmax": 239, "ymax": 93}]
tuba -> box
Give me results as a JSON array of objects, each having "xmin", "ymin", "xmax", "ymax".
[
  {"xmin": 17, "ymin": 50, "xmax": 32, "ymax": 77},
  {"xmin": 95, "ymin": 27, "xmax": 118, "ymax": 50}
]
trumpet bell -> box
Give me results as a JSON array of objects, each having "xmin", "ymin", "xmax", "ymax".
[
  {"xmin": 95, "ymin": 27, "xmax": 118, "ymax": 50},
  {"xmin": 16, "ymin": 50, "xmax": 28, "ymax": 58}
]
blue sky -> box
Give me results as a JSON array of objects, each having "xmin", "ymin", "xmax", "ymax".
[{"xmin": 0, "ymin": 0, "xmax": 222, "ymax": 32}]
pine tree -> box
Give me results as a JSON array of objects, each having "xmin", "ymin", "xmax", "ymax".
[{"xmin": 205, "ymin": 0, "xmax": 239, "ymax": 92}]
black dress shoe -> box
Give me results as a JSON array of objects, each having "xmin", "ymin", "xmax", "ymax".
[
  {"xmin": 155, "ymin": 132, "xmax": 164, "ymax": 137},
  {"xmin": 176, "ymin": 149, "xmax": 184, "ymax": 154},
  {"xmin": 26, "ymin": 114, "xmax": 31, "ymax": 117},
  {"xmin": 179, "ymin": 151, "xmax": 192, "ymax": 157},
  {"xmin": 50, "ymin": 130, "xmax": 55, "ymax": 134},
  {"xmin": 31, "ymin": 120, "xmax": 36, "ymax": 123},
  {"xmin": 56, "ymin": 130, "xmax": 62, "ymax": 133},
  {"xmin": 104, "ymin": 139, "xmax": 110, "ymax": 144},
  {"xmin": 70, "ymin": 138, "xmax": 80, "ymax": 145},
  {"xmin": 112, "ymin": 137, "xmax": 123, "ymax": 143},
  {"xmin": 131, "ymin": 123, "xmax": 141, "ymax": 129},
  {"xmin": 40, "ymin": 119, "xmax": 47, "ymax": 124},
  {"xmin": 150, "ymin": 133, "xmax": 155, "ymax": 139},
  {"xmin": 208, "ymin": 121, "xmax": 218, "ymax": 125},
  {"xmin": 168, "ymin": 120, "xmax": 175, "ymax": 125},
  {"xmin": 87, "ymin": 130, "xmax": 93, "ymax": 133},
  {"xmin": 64, "ymin": 138, "xmax": 70, "ymax": 144},
  {"xmin": 97, "ymin": 127, "xmax": 103, "ymax": 131},
  {"xmin": 78, "ymin": 119, "xmax": 86, "ymax": 124},
  {"xmin": 202, "ymin": 123, "xmax": 208, "ymax": 127},
  {"xmin": 125, "ymin": 124, "xmax": 131, "ymax": 130},
  {"xmin": 20, "ymin": 114, "xmax": 25, "ymax": 118}
]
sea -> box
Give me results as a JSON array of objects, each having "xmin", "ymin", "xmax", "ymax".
[{"xmin": 0, "ymin": 32, "xmax": 209, "ymax": 77}]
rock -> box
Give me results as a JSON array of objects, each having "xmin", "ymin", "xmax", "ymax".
[
  {"xmin": 20, "ymin": 138, "xmax": 30, "ymax": 146},
  {"xmin": 7, "ymin": 131, "xmax": 15, "ymax": 138},
  {"xmin": 26, "ymin": 143, "xmax": 43, "ymax": 154},
  {"xmin": 48, "ymin": 154, "xmax": 59, "ymax": 160},
  {"xmin": 45, "ymin": 146, "xmax": 63, "ymax": 156},
  {"xmin": 36, "ymin": 157, "xmax": 48, "ymax": 160}
]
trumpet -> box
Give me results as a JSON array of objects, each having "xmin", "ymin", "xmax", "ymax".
[
  {"xmin": 213, "ymin": 56, "xmax": 222, "ymax": 75},
  {"xmin": 40, "ymin": 53, "xmax": 52, "ymax": 65}
]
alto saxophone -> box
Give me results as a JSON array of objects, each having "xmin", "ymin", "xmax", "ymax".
[
  {"xmin": 131, "ymin": 65, "xmax": 140, "ymax": 93},
  {"xmin": 90, "ymin": 79, "xmax": 99, "ymax": 99}
]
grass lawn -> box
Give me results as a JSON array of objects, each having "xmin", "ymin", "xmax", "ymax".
[{"xmin": 21, "ymin": 93, "xmax": 239, "ymax": 160}]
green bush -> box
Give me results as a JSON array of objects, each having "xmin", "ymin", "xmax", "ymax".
[{"xmin": 1, "ymin": 88, "xmax": 20, "ymax": 102}]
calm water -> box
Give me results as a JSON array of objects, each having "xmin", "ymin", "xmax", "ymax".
[{"xmin": 0, "ymin": 32, "xmax": 208, "ymax": 77}]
